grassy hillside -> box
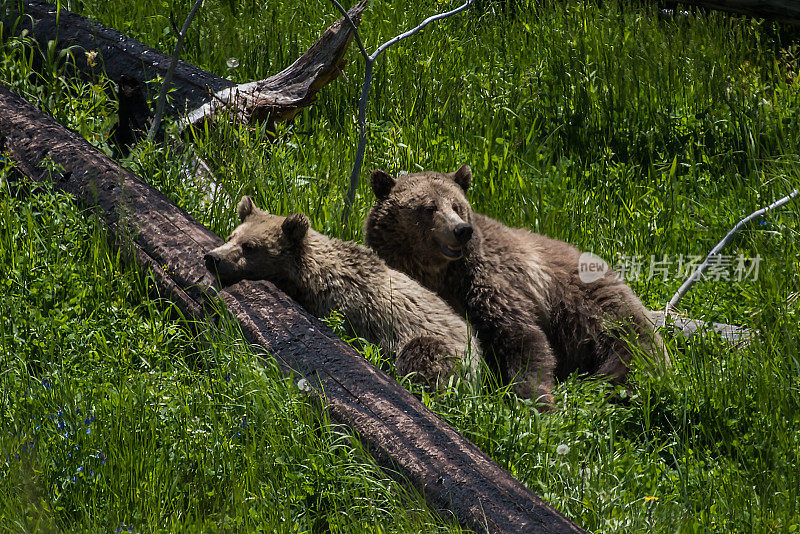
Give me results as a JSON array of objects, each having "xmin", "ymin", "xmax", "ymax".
[{"xmin": 2, "ymin": 0, "xmax": 800, "ymax": 531}]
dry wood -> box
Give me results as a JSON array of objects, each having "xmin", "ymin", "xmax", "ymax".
[
  {"xmin": 0, "ymin": 82, "xmax": 586, "ymax": 534},
  {"xmin": 649, "ymin": 311, "xmax": 751, "ymax": 345},
  {"xmin": 667, "ymin": 0, "xmax": 800, "ymax": 25},
  {"xmin": 4, "ymin": 1, "xmax": 366, "ymax": 206},
  {"xmin": 7, "ymin": 0, "xmax": 367, "ymax": 128}
]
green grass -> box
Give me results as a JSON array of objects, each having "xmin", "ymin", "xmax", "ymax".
[
  {"xmin": 0, "ymin": 174, "xmax": 462, "ymax": 533},
  {"xmin": 2, "ymin": 0, "xmax": 800, "ymax": 531}
]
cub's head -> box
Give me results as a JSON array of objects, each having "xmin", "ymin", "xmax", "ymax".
[
  {"xmin": 204, "ymin": 196, "xmax": 309, "ymax": 285},
  {"xmin": 364, "ymin": 164, "xmax": 475, "ymax": 274}
]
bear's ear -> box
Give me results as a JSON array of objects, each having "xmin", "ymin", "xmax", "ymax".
[
  {"xmin": 452, "ymin": 164, "xmax": 472, "ymax": 193},
  {"xmin": 282, "ymin": 213, "xmax": 309, "ymax": 243},
  {"xmin": 370, "ymin": 170, "xmax": 396, "ymax": 200},
  {"xmin": 237, "ymin": 196, "xmax": 255, "ymax": 221}
]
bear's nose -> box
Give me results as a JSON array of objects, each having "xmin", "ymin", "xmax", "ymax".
[
  {"xmin": 204, "ymin": 251, "xmax": 220, "ymax": 273},
  {"xmin": 453, "ymin": 222, "xmax": 473, "ymax": 244}
]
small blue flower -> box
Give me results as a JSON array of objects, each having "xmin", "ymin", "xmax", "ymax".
[
  {"xmin": 86, "ymin": 428, "xmax": 91, "ymax": 435},
  {"xmin": 76, "ymin": 466, "xmax": 83, "ymax": 472}
]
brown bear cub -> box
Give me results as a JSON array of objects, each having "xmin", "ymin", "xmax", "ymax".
[
  {"xmin": 364, "ymin": 165, "xmax": 665, "ymax": 405},
  {"xmin": 205, "ymin": 196, "xmax": 480, "ymax": 388}
]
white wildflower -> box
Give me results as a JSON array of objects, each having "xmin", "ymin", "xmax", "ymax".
[{"xmin": 85, "ymin": 50, "xmax": 99, "ymax": 67}]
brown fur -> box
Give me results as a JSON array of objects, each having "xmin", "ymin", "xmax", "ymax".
[
  {"xmin": 205, "ymin": 196, "xmax": 481, "ymax": 388},
  {"xmin": 364, "ymin": 166, "xmax": 666, "ymax": 404}
]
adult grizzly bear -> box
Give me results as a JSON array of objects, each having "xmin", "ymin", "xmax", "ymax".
[
  {"xmin": 205, "ymin": 196, "xmax": 480, "ymax": 388},
  {"xmin": 364, "ymin": 165, "xmax": 664, "ymax": 405}
]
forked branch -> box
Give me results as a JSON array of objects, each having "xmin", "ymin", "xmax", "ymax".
[{"xmin": 333, "ymin": 0, "xmax": 476, "ymax": 224}]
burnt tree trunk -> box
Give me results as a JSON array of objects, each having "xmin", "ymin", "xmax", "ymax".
[
  {"xmin": 0, "ymin": 82, "xmax": 587, "ymax": 534},
  {"xmin": 5, "ymin": 0, "xmax": 367, "ymax": 129},
  {"xmin": 667, "ymin": 0, "xmax": 800, "ymax": 25},
  {"xmin": 3, "ymin": 0, "xmax": 366, "ymax": 202}
]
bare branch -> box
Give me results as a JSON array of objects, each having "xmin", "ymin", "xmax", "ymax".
[
  {"xmin": 147, "ymin": 0, "xmax": 205, "ymax": 142},
  {"xmin": 372, "ymin": 0, "xmax": 475, "ymax": 61},
  {"xmin": 665, "ymin": 188, "xmax": 799, "ymax": 315},
  {"xmin": 339, "ymin": 0, "xmax": 475, "ymax": 225},
  {"xmin": 329, "ymin": 0, "xmax": 369, "ymax": 61}
]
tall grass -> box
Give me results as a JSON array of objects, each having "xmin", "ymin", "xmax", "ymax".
[
  {"xmin": 0, "ymin": 172, "xmax": 462, "ymax": 532},
  {"xmin": 3, "ymin": 0, "xmax": 800, "ymax": 531}
]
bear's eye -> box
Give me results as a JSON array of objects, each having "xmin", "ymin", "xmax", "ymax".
[
  {"xmin": 424, "ymin": 204, "xmax": 437, "ymax": 214},
  {"xmin": 241, "ymin": 242, "xmax": 256, "ymax": 253}
]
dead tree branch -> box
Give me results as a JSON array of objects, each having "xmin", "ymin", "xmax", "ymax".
[
  {"xmin": 7, "ymin": 0, "xmax": 366, "ymax": 130},
  {"xmin": 665, "ymin": 188, "xmax": 799, "ymax": 317},
  {"xmin": 333, "ymin": 0, "xmax": 476, "ymax": 224},
  {"xmin": 6, "ymin": 0, "xmax": 365, "ymax": 204}
]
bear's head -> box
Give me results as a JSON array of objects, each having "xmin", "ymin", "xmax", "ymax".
[
  {"xmin": 204, "ymin": 195, "xmax": 309, "ymax": 285},
  {"xmin": 364, "ymin": 164, "xmax": 475, "ymax": 275}
]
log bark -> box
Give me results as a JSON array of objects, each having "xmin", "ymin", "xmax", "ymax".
[
  {"xmin": 665, "ymin": 0, "xmax": 800, "ymax": 25},
  {"xmin": 6, "ymin": 0, "xmax": 367, "ymax": 128},
  {"xmin": 0, "ymin": 82, "xmax": 586, "ymax": 534}
]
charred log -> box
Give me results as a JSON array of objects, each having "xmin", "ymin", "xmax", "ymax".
[{"xmin": 6, "ymin": 0, "xmax": 366, "ymax": 131}]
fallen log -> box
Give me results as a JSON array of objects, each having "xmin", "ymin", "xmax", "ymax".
[
  {"xmin": 6, "ymin": 0, "xmax": 366, "ymax": 129},
  {"xmin": 662, "ymin": 0, "xmax": 800, "ymax": 25},
  {"xmin": 0, "ymin": 83, "xmax": 586, "ymax": 533},
  {"xmin": 4, "ymin": 0, "xmax": 365, "ymax": 205}
]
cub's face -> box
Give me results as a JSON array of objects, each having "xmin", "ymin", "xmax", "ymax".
[
  {"xmin": 365, "ymin": 165, "xmax": 475, "ymax": 271},
  {"xmin": 204, "ymin": 196, "xmax": 308, "ymax": 285}
]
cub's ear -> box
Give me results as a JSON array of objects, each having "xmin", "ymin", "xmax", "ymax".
[
  {"xmin": 237, "ymin": 196, "xmax": 255, "ymax": 221},
  {"xmin": 282, "ymin": 213, "xmax": 309, "ymax": 243},
  {"xmin": 452, "ymin": 164, "xmax": 472, "ymax": 193},
  {"xmin": 370, "ymin": 170, "xmax": 396, "ymax": 200}
]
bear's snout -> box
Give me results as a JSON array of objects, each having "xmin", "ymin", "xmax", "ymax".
[
  {"xmin": 204, "ymin": 250, "xmax": 222, "ymax": 273},
  {"xmin": 453, "ymin": 222, "xmax": 473, "ymax": 244}
]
